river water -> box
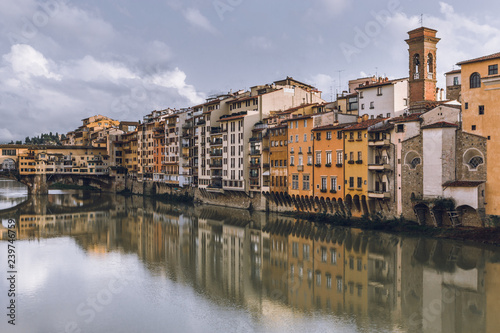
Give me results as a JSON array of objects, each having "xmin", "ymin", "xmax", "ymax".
[{"xmin": 0, "ymin": 179, "xmax": 498, "ymax": 333}]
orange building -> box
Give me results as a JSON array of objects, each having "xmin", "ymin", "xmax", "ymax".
[
  {"xmin": 312, "ymin": 123, "xmax": 350, "ymax": 209},
  {"xmin": 287, "ymin": 115, "xmax": 314, "ymax": 204},
  {"xmin": 458, "ymin": 52, "xmax": 500, "ymax": 216},
  {"xmin": 343, "ymin": 118, "xmax": 386, "ymax": 215},
  {"xmin": 269, "ymin": 124, "xmax": 288, "ymax": 195}
]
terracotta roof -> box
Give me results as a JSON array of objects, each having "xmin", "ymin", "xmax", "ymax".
[
  {"xmin": 281, "ymin": 103, "xmax": 318, "ymax": 113},
  {"xmin": 218, "ymin": 114, "xmax": 246, "ymax": 122},
  {"xmin": 443, "ymin": 180, "xmax": 485, "ymax": 187},
  {"xmin": 369, "ymin": 123, "xmax": 394, "ymax": 132},
  {"xmin": 285, "ymin": 114, "xmax": 312, "ymax": 121},
  {"xmin": 355, "ymin": 78, "xmax": 408, "ymax": 90},
  {"xmin": 311, "ymin": 123, "xmax": 354, "ymax": 131},
  {"xmin": 343, "ymin": 118, "xmax": 386, "ymax": 131},
  {"xmin": 390, "ymin": 113, "xmax": 422, "ymax": 123},
  {"xmin": 421, "ymin": 121, "xmax": 458, "ymax": 129},
  {"xmin": 457, "ymin": 52, "xmax": 500, "ymax": 66},
  {"xmin": 445, "ymin": 69, "xmax": 461, "ymax": 75}
]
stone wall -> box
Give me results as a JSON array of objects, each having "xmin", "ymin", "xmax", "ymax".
[
  {"xmin": 401, "ymin": 135, "xmax": 423, "ymax": 220},
  {"xmin": 194, "ymin": 189, "xmax": 267, "ymax": 211}
]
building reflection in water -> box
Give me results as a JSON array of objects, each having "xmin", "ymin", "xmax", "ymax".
[{"xmin": 1, "ymin": 193, "xmax": 498, "ymax": 332}]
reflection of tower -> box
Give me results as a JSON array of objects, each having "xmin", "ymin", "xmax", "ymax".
[{"xmin": 405, "ymin": 27, "xmax": 440, "ymax": 112}]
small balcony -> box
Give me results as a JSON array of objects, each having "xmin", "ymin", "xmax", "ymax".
[
  {"xmin": 368, "ymin": 191, "xmax": 390, "ymax": 199},
  {"xmin": 369, "ymin": 139, "xmax": 390, "ymax": 147},
  {"xmin": 368, "ymin": 163, "xmax": 391, "ymax": 171},
  {"xmin": 297, "ymin": 165, "xmax": 304, "ymax": 172},
  {"xmin": 250, "ymin": 150, "xmax": 261, "ymax": 156}
]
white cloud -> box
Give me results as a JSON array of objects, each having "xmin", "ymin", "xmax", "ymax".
[
  {"xmin": 3, "ymin": 44, "xmax": 61, "ymax": 80},
  {"xmin": 149, "ymin": 68, "xmax": 206, "ymax": 105},
  {"xmin": 183, "ymin": 8, "xmax": 217, "ymax": 34}
]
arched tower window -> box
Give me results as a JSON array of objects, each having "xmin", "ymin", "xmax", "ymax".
[
  {"xmin": 427, "ymin": 53, "xmax": 433, "ymax": 78},
  {"xmin": 413, "ymin": 54, "xmax": 420, "ymax": 79},
  {"xmin": 470, "ymin": 72, "xmax": 481, "ymax": 88}
]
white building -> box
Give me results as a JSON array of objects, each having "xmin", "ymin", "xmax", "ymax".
[{"xmin": 357, "ymin": 78, "xmax": 409, "ymax": 119}]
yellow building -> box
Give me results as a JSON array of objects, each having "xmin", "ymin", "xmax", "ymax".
[
  {"xmin": 343, "ymin": 118, "xmax": 385, "ymax": 215},
  {"xmin": 457, "ymin": 52, "xmax": 500, "ymax": 216},
  {"xmin": 18, "ymin": 146, "xmax": 108, "ymax": 175}
]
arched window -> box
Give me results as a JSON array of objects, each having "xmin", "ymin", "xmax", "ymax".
[
  {"xmin": 468, "ymin": 156, "xmax": 483, "ymax": 169},
  {"xmin": 413, "ymin": 54, "xmax": 420, "ymax": 79},
  {"xmin": 463, "ymin": 148, "xmax": 484, "ymax": 171},
  {"xmin": 405, "ymin": 151, "xmax": 422, "ymax": 170},
  {"xmin": 427, "ymin": 53, "xmax": 433, "ymax": 77},
  {"xmin": 470, "ymin": 72, "xmax": 481, "ymax": 88},
  {"xmin": 410, "ymin": 157, "xmax": 421, "ymax": 169}
]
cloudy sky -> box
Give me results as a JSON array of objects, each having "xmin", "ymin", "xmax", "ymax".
[{"xmin": 1, "ymin": 0, "xmax": 499, "ymax": 142}]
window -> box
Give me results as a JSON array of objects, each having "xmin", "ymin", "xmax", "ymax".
[
  {"xmin": 361, "ymin": 104, "xmax": 365, "ymax": 110},
  {"xmin": 357, "ymin": 151, "xmax": 362, "ymax": 161},
  {"xmin": 326, "ymin": 151, "xmax": 332, "ymax": 164},
  {"xmin": 349, "ymin": 257, "xmax": 354, "ymax": 270},
  {"xmin": 330, "ymin": 177, "xmax": 337, "ymax": 192},
  {"xmin": 292, "ymin": 174, "xmax": 299, "ymax": 189},
  {"xmin": 377, "ymin": 86, "xmax": 382, "ymax": 95},
  {"xmin": 370, "ymin": 101, "xmax": 374, "ymax": 109},
  {"xmin": 321, "ymin": 177, "xmax": 327, "ymax": 191},
  {"xmin": 303, "ymin": 174, "xmax": 310, "ymax": 190},
  {"xmin": 359, "ymin": 91, "xmax": 363, "ymax": 98},
  {"xmin": 316, "ymin": 272, "xmax": 321, "ymax": 286},
  {"xmin": 470, "ymin": 72, "xmax": 481, "ymax": 88},
  {"xmin": 337, "ymin": 131, "xmax": 342, "ymax": 140},
  {"xmin": 295, "ymin": 135, "xmax": 299, "ymax": 143},
  {"xmin": 304, "ymin": 134, "xmax": 307, "ymax": 142},
  {"xmin": 410, "ymin": 157, "xmax": 421, "ymax": 169},
  {"xmin": 326, "ymin": 274, "xmax": 332, "ymax": 289},
  {"xmin": 303, "ymin": 244, "xmax": 310, "ymax": 260},
  {"xmin": 316, "ymin": 152, "xmax": 321, "ymax": 164},
  {"xmin": 292, "ymin": 242, "xmax": 299, "ymax": 257},
  {"xmin": 349, "ymin": 152, "xmax": 354, "ymax": 161},
  {"xmin": 321, "ymin": 247, "xmax": 327, "ymax": 262},
  {"xmin": 336, "ymin": 151, "xmax": 343, "ymax": 164},
  {"xmin": 357, "ymin": 259, "xmax": 362, "ymax": 271},
  {"xmin": 465, "ymin": 102, "xmax": 468, "ymax": 110},
  {"xmin": 396, "ymin": 124, "xmax": 404, "ymax": 133},
  {"xmin": 336, "ymin": 277, "xmax": 343, "ymax": 292},
  {"xmin": 479, "ymin": 105, "xmax": 484, "ymax": 115},
  {"xmin": 489, "ymin": 64, "xmax": 498, "ymax": 75},
  {"xmin": 290, "ymin": 156, "xmax": 295, "ymax": 166},
  {"xmin": 468, "ymin": 156, "xmax": 484, "ymax": 169},
  {"xmin": 326, "ymin": 131, "xmax": 332, "ymax": 140},
  {"xmin": 472, "ymin": 125, "xmax": 476, "ymax": 131},
  {"xmin": 316, "ymin": 132, "xmax": 321, "ymax": 141},
  {"xmin": 357, "ymin": 132, "xmax": 362, "ymax": 140},
  {"xmin": 298, "ymin": 155, "xmax": 303, "ymax": 166},
  {"xmin": 357, "ymin": 177, "xmax": 362, "ymax": 188},
  {"xmin": 453, "ymin": 76, "xmax": 459, "ymax": 86},
  {"xmin": 349, "ymin": 177, "xmax": 354, "ymax": 188},
  {"xmin": 307, "ymin": 155, "xmax": 312, "ymax": 165},
  {"xmin": 330, "ymin": 248, "xmax": 337, "ymax": 264}
]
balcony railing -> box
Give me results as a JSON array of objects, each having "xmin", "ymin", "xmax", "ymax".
[
  {"xmin": 368, "ymin": 191, "xmax": 390, "ymax": 199},
  {"xmin": 297, "ymin": 165, "xmax": 304, "ymax": 172},
  {"xmin": 250, "ymin": 150, "xmax": 261, "ymax": 156}
]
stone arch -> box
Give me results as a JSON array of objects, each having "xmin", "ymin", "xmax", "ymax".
[
  {"xmin": 470, "ymin": 72, "xmax": 481, "ymax": 89},
  {"xmin": 457, "ymin": 205, "xmax": 483, "ymax": 227},
  {"xmin": 361, "ymin": 195, "xmax": 369, "ymax": 215},
  {"xmin": 353, "ymin": 194, "xmax": 361, "ymax": 212},
  {"xmin": 414, "ymin": 203, "xmax": 431, "ymax": 226},
  {"xmin": 413, "ymin": 53, "xmax": 420, "ymax": 77},
  {"xmin": 427, "ymin": 52, "xmax": 433, "ymax": 77},
  {"xmin": 1, "ymin": 158, "xmax": 16, "ymax": 170},
  {"xmin": 404, "ymin": 150, "xmax": 421, "ymax": 170},
  {"xmin": 463, "ymin": 148, "xmax": 484, "ymax": 171},
  {"xmin": 345, "ymin": 194, "xmax": 353, "ymax": 212}
]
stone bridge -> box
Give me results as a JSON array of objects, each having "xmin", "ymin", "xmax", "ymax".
[{"xmin": 0, "ymin": 170, "xmax": 122, "ymax": 195}]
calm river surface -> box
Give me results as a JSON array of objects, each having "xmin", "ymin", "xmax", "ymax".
[{"xmin": 0, "ymin": 179, "xmax": 499, "ymax": 333}]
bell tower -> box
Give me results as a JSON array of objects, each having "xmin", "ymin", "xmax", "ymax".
[{"xmin": 405, "ymin": 27, "xmax": 440, "ymax": 112}]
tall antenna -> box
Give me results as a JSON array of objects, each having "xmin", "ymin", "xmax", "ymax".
[
  {"xmin": 419, "ymin": 14, "xmax": 423, "ymax": 27},
  {"xmin": 336, "ymin": 70, "xmax": 345, "ymax": 94}
]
